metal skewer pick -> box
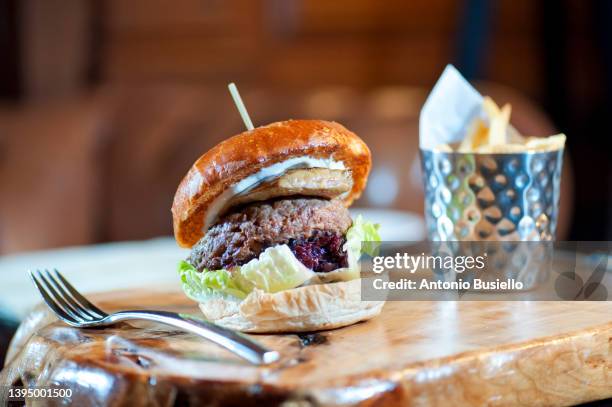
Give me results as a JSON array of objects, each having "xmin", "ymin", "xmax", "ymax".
[{"xmin": 228, "ymin": 83, "xmax": 254, "ymax": 130}]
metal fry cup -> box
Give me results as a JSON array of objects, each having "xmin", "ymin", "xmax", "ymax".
[
  {"xmin": 420, "ymin": 148, "xmax": 564, "ymax": 241},
  {"xmin": 420, "ymin": 148, "xmax": 564, "ymax": 290}
]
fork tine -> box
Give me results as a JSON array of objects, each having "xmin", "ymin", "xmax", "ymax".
[
  {"xmin": 36, "ymin": 270, "xmax": 89, "ymax": 323},
  {"xmin": 29, "ymin": 270, "xmax": 78, "ymax": 325},
  {"xmin": 43, "ymin": 269, "xmax": 97, "ymax": 321},
  {"xmin": 52, "ymin": 269, "xmax": 107, "ymax": 318}
]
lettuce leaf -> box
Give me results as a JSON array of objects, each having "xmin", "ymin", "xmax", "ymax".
[
  {"xmin": 178, "ymin": 216, "xmax": 381, "ymax": 301},
  {"xmin": 177, "ymin": 245, "xmax": 314, "ymax": 301},
  {"xmin": 238, "ymin": 244, "xmax": 315, "ymax": 293},
  {"xmin": 178, "ymin": 261, "xmax": 247, "ymax": 301},
  {"xmin": 345, "ymin": 214, "xmax": 381, "ymax": 260}
]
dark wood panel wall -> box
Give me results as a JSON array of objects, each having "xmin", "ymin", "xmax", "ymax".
[
  {"xmin": 8, "ymin": 0, "xmax": 598, "ymax": 106},
  {"xmin": 5, "ymin": 0, "xmax": 601, "ymax": 111},
  {"xmin": 99, "ymin": 0, "xmax": 542, "ymax": 98}
]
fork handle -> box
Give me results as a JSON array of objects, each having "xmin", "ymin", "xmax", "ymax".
[{"xmin": 106, "ymin": 310, "xmax": 279, "ymax": 365}]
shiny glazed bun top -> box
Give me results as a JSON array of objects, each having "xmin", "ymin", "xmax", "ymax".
[{"xmin": 171, "ymin": 119, "xmax": 372, "ymax": 248}]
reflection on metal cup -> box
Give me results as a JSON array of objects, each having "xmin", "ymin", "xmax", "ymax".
[
  {"xmin": 420, "ymin": 148, "xmax": 564, "ymax": 290},
  {"xmin": 420, "ymin": 149, "xmax": 564, "ymax": 241}
]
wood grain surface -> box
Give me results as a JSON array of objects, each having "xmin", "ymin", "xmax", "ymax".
[{"xmin": 1, "ymin": 288, "xmax": 611, "ymax": 406}]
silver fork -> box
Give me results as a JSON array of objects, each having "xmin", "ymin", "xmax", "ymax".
[{"xmin": 28, "ymin": 269, "xmax": 279, "ymax": 365}]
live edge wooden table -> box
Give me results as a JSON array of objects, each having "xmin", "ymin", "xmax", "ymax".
[{"xmin": 1, "ymin": 288, "xmax": 611, "ymax": 406}]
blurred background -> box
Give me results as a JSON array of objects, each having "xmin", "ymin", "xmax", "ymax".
[
  {"xmin": 0, "ymin": 0, "xmax": 610, "ymax": 252},
  {"xmin": 0, "ymin": 0, "xmax": 612, "ymax": 376}
]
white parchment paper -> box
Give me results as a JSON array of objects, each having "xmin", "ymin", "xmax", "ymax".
[{"xmin": 419, "ymin": 65, "xmax": 484, "ymax": 149}]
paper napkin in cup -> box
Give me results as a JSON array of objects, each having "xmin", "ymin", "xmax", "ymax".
[
  {"xmin": 419, "ymin": 65, "xmax": 483, "ymax": 150},
  {"xmin": 419, "ymin": 65, "xmax": 521, "ymax": 150}
]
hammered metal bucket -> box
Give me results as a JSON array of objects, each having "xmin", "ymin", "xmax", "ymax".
[
  {"xmin": 420, "ymin": 149, "xmax": 563, "ymax": 241},
  {"xmin": 420, "ymin": 148, "xmax": 564, "ymax": 289}
]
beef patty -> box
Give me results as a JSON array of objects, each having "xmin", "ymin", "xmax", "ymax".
[{"xmin": 188, "ymin": 198, "xmax": 352, "ymax": 272}]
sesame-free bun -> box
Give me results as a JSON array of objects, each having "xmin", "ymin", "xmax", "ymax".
[
  {"xmin": 198, "ymin": 279, "xmax": 384, "ymax": 333},
  {"xmin": 172, "ymin": 120, "xmax": 371, "ymax": 248}
]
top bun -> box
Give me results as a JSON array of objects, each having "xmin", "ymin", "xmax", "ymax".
[{"xmin": 172, "ymin": 120, "xmax": 371, "ymax": 248}]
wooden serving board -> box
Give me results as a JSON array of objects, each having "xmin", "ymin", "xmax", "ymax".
[{"xmin": 1, "ymin": 288, "xmax": 611, "ymax": 406}]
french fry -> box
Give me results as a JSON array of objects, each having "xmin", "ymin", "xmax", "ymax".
[
  {"xmin": 525, "ymin": 134, "xmax": 567, "ymax": 152},
  {"xmin": 482, "ymin": 96, "xmax": 501, "ymax": 118},
  {"xmin": 432, "ymin": 95, "xmax": 566, "ymax": 153},
  {"xmin": 459, "ymin": 119, "xmax": 488, "ymax": 152},
  {"xmin": 488, "ymin": 103, "xmax": 511, "ymax": 146}
]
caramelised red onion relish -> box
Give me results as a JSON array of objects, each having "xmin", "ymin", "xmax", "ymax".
[{"xmin": 288, "ymin": 232, "xmax": 348, "ymax": 273}]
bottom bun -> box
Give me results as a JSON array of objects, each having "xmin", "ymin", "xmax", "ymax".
[{"xmin": 198, "ymin": 279, "xmax": 385, "ymax": 333}]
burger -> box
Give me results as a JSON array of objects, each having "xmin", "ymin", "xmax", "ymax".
[{"xmin": 172, "ymin": 120, "xmax": 383, "ymax": 332}]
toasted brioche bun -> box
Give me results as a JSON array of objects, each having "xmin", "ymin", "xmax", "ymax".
[
  {"xmin": 172, "ymin": 120, "xmax": 371, "ymax": 248},
  {"xmin": 198, "ymin": 279, "xmax": 384, "ymax": 333}
]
